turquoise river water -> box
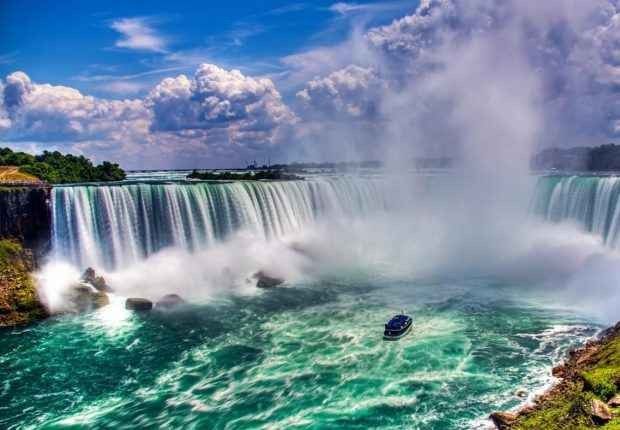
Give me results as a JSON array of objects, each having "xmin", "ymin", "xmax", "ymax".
[{"xmin": 0, "ymin": 278, "xmax": 597, "ymax": 429}]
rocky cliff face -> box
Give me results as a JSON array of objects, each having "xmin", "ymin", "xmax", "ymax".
[
  {"xmin": 0, "ymin": 239, "xmax": 48, "ymax": 327},
  {"xmin": 0, "ymin": 187, "xmax": 51, "ymax": 260}
]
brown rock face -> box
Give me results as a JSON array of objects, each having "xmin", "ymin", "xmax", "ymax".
[
  {"xmin": 489, "ymin": 412, "xmax": 517, "ymax": 430},
  {"xmin": 551, "ymin": 364, "xmax": 566, "ymax": 378},
  {"xmin": 0, "ymin": 239, "xmax": 48, "ymax": 327},
  {"xmin": 590, "ymin": 398, "xmax": 612, "ymax": 424},
  {"xmin": 608, "ymin": 394, "xmax": 620, "ymax": 407}
]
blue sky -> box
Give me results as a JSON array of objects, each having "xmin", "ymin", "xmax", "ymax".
[
  {"xmin": 1, "ymin": 1, "xmax": 620, "ymax": 169},
  {"xmin": 0, "ymin": 0, "xmax": 413, "ymax": 100}
]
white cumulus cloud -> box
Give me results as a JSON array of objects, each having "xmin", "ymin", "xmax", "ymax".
[
  {"xmin": 110, "ymin": 17, "xmax": 168, "ymax": 53},
  {"xmin": 297, "ymin": 65, "xmax": 386, "ymax": 119},
  {"xmin": 147, "ymin": 63, "xmax": 297, "ymax": 146},
  {"xmin": 1, "ymin": 71, "xmax": 149, "ymax": 143}
]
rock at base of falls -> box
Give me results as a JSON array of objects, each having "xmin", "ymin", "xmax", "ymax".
[
  {"xmin": 126, "ymin": 298, "xmax": 153, "ymax": 311},
  {"xmin": 155, "ymin": 294, "xmax": 185, "ymax": 310},
  {"xmin": 253, "ymin": 271, "xmax": 284, "ymax": 289},
  {"xmin": 65, "ymin": 284, "xmax": 110, "ymax": 313},
  {"xmin": 81, "ymin": 267, "xmax": 112, "ymax": 292}
]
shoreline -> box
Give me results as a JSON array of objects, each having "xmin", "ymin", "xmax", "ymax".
[{"xmin": 491, "ymin": 322, "xmax": 620, "ymax": 429}]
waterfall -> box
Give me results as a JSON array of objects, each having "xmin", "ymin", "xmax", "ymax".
[
  {"xmin": 54, "ymin": 173, "xmax": 620, "ymax": 271},
  {"xmin": 52, "ymin": 177, "xmax": 388, "ymax": 269},
  {"xmin": 532, "ymin": 175, "xmax": 620, "ymax": 248}
]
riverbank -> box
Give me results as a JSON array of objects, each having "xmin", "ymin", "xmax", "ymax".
[
  {"xmin": 0, "ymin": 183, "xmax": 51, "ymax": 327},
  {"xmin": 491, "ymin": 322, "xmax": 620, "ymax": 429},
  {"xmin": 0, "ymin": 239, "xmax": 47, "ymax": 327}
]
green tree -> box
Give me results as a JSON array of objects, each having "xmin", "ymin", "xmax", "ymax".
[{"xmin": 0, "ymin": 147, "xmax": 126, "ymax": 184}]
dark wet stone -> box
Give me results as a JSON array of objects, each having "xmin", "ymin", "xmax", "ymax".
[
  {"xmin": 253, "ymin": 271, "xmax": 284, "ymax": 289},
  {"xmin": 155, "ymin": 294, "xmax": 185, "ymax": 310},
  {"xmin": 125, "ymin": 298, "xmax": 153, "ymax": 311}
]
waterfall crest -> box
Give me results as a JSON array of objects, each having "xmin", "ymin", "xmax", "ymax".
[{"xmin": 52, "ymin": 177, "xmax": 387, "ymax": 269}]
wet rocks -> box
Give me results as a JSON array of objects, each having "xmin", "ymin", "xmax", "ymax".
[
  {"xmin": 81, "ymin": 267, "xmax": 112, "ymax": 292},
  {"xmin": 155, "ymin": 294, "xmax": 185, "ymax": 310},
  {"xmin": 126, "ymin": 298, "xmax": 153, "ymax": 311},
  {"xmin": 253, "ymin": 271, "xmax": 284, "ymax": 289},
  {"xmin": 514, "ymin": 388, "xmax": 528, "ymax": 398},
  {"xmin": 489, "ymin": 412, "xmax": 517, "ymax": 430},
  {"xmin": 57, "ymin": 268, "xmax": 112, "ymax": 314},
  {"xmin": 65, "ymin": 284, "xmax": 109, "ymax": 313},
  {"xmin": 590, "ymin": 398, "xmax": 612, "ymax": 423},
  {"xmin": 552, "ymin": 364, "xmax": 566, "ymax": 378}
]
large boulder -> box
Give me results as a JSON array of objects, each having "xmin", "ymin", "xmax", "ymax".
[
  {"xmin": 253, "ymin": 271, "xmax": 284, "ymax": 289},
  {"xmin": 65, "ymin": 284, "xmax": 109, "ymax": 313},
  {"xmin": 489, "ymin": 412, "xmax": 517, "ymax": 429},
  {"xmin": 590, "ymin": 398, "xmax": 612, "ymax": 424},
  {"xmin": 126, "ymin": 298, "xmax": 153, "ymax": 311},
  {"xmin": 81, "ymin": 267, "xmax": 112, "ymax": 292},
  {"xmin": 155, "ymin": 294, "xmax": 185, "ymax": 310}
]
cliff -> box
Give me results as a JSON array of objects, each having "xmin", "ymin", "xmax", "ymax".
[
  {"xmin": 0, "ymin": 239, "xmax": 47, "ymax": 327},
  {"xmin": 0, "ymin": 186, "xmax": 52, "ymax": 327},
  {"xmin": 0, "ymin": 186, "xmax": 51, "ymax": 260}
]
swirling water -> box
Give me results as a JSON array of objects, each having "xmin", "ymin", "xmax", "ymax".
[
  {"xmin": 0, "ymin": 280, "xmax": 596, "ymax": 429},
  {"xmin": 1, "ymin": 173, "xmax": 614, "ymax": 429}
]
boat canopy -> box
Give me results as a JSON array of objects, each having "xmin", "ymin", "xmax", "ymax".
[{"xmin": 386, "ymin": 315, "xmax": 410, "ymax": 330}]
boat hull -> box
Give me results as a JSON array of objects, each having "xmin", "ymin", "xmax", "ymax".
[{"xmin": 383, "ymin": 321, "xmax": 412, "ymax": 340}]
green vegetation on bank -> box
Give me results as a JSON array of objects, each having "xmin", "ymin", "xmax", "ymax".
[
  {"xmin": 0, "ymin": 239, "xmax": 46, "ymax": 327},
  {"xmin": 187, "ymin": 169, "xmax": 302, "ymax": 181},
  {"xmin": 510, "ymin": 328, "xmax": 620, "ymax": 429},
  {"xmin": 0, "ymin": 147, "xmax": 126, "ymax": 184}
]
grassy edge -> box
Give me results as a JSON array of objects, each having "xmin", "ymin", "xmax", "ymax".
[{"xmin": 495, "ymin": 324, "xmax": 620, "ymax": 429}]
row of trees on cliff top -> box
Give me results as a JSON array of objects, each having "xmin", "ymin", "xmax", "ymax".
[{"xmin": 0, "ymin": 147, "xmax": 125, "ymax": 184}]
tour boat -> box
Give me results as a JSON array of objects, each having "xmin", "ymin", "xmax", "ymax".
[{"xmin": 383, "ymin": 314, "xmax": 413, "ymax": 340}]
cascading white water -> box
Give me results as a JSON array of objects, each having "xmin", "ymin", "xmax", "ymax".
[
  {"xmin": 51, "ymin": 176, "xmax": 388, "ymax": 270},
  {"xmin": 532, "ymin": 175, "xmax": 620, "ymax": 248},
  {"xmin": 51, "ymin": 173, "xmax": 620, "ymax": 274}
]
